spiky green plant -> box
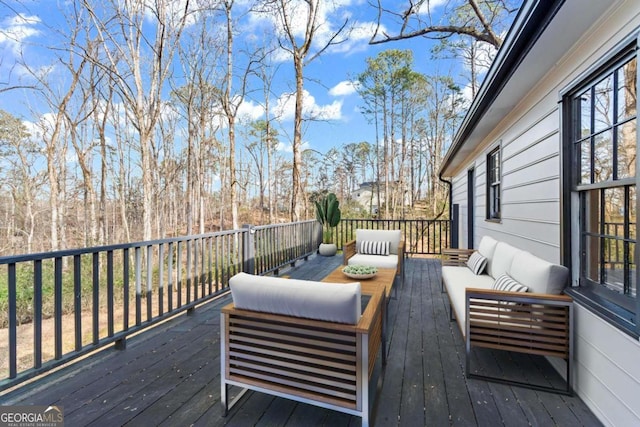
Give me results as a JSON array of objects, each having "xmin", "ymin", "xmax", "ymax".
[{"xmin": 315, "ymin": 193, "xmax": 341, "ymax": 244}]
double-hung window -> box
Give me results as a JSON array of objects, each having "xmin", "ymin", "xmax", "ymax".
[
  {"xmin": 486, "ymin": 147, "xmax": 501, "ymax": 220},
  {"xmin": 563, "ymin": 42, "xmax": 638, "ymax": 336}
]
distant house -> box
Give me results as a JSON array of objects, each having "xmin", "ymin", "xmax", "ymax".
[
  {"xmin": 351, "ymin": 182, "xmax": 410, "ymax": 215},
  {"xmin": 439, "ymin": 1, "xmax": 640, "ymax": 425}
]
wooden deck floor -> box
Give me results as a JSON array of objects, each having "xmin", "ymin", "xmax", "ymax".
[{"xmin": 2, "ymin": 256, "xmax": 602, "ymax": 426}]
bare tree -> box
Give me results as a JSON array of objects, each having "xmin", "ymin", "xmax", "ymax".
[
  {"xmin": 24, "ymin": 39, "xmax": 87, "ymax": 251},
  {"xmin": 82, "ymin": 0, "xmax": 191, "ymax": 241},
  {"xmin": 255, "ymin": 50, "xmax": 281, "ymax": 224},
  {"xmin": 217, "ymin": 0, "xmax": 264, "ymax": 230},
  {"xmin": 263, "ymin": 0, "xmax": 350, "ymax": 221},
  {"xmin": 173, "ymin": 3, "xmax": 224, "ymax": 235},
  {"xmin": 369, "ymin": 0, "xmax": 519, "ymax": 49},
  {"xmin": 0, "ymin": 110, "xmax": 41, "ymax": 254}
]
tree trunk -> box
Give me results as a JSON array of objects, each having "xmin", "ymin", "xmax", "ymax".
[{"xmin": 291, "ymin": 55, "xmax": 304, "ymax": 221}]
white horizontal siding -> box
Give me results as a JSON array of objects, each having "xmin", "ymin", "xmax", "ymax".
[{"xmin": 574, "ymin": 306, "xmax": 640, "ymax": 426}]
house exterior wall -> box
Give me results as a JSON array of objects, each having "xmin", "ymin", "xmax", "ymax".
[{"xmin": 448, "ymin": 2, "xmax": 640, "ymax": 425}]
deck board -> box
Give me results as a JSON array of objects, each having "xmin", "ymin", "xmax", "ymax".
[{"xmin": 2, "ymin": 255, "xmax": 603, "ymax": 426}]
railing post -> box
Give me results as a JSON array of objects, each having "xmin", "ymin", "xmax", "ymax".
[
  {"xmin": 451, "ymin": 204, "xmax": 459, "ymax": 249},
  {"xmin": 243, "ymin": 224, "xmax": 256, "ymax": 274}
]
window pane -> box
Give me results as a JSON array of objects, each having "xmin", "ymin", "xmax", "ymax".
[
  {"xmin": 584, "ymin": 189, "xmax": 601, "ymax": 234},
  {"xmin": 489, "ymin": 150, "xmax": 500, "ymax": 184},
  {"xmin": 630, "ymin": 186, "xmax": 636, "ymax": 240},
  {"xmin": 604, "ymin": 187, "xmax": 624, "ymax": 227},
  {"xmin": 594, "ymin": 75, "xmax": 614, "ymax": 132},
  {"xmin": 579, "ymin": 89, "xmax": 592, "ymax": 138},
  {"xmin": 603, "ymin": 237, "xmax": 625, "ymax": 293},
  {"xmin": 579, "ymin": 139, "xmax": 591, "ymax": 184},
  {"xmin": 617, "ymin": 119, "xmax": 636, "ymax": 179},
  {"xmin": 617, "ymin": 57, "xmax": 637, "ymax": 122},
  {"xmin": 594, "ymin": 130, "xmax": 613, "ymax": 182},
  {"xmin": 584, "ymin": 235, "xmax": 601, "ymax": 283},
  {"xmin": 629, "ymin": 241, "xmax": 636, "ymax": 298}
]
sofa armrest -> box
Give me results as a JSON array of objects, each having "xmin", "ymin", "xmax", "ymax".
[
  {"xmin": 441, "ymin": 248, "xmax": 475, "ymax": 267},
  {"xmin": 397, "ymin": 241, "xmax": 405, "ymax": 276},
  {"xmin": 465, "ymin": 288, "xmax": 573, "ymax": 358},
  {"xmin": 343, "ymin": 239, "xmax": 357, "ymax": 264}
]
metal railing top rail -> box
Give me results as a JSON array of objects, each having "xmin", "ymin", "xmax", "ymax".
[{"xmin": 0, "ymin": 229, "xmax": 248, "ymax": 264}]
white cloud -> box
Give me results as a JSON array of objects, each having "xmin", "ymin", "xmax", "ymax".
[
  {"xmin": 0, "ymin": 14, "xmax": 41, "ymax": 54},
  {"xmin": 237, "ymin": 99, "xmax": 265, "ymax": 122},
  {"xmin": 275, "ymin": 90, "xmax": 343, "ymax": 122},
  {"xmin": 414, "ymin": 0, "xmax": 448, "ymax": 15},
  {"xmin": 329, "ymin": 80, "xmax": 359, "ymax": 97},
  {"xmin": 277, "ymin": 139, "xmax": 310, "ymax": 153}
]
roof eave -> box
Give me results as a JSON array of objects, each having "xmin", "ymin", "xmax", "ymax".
[{"xmin": 438, "ymin": 0, "xmax": 565, "ymax": 178}]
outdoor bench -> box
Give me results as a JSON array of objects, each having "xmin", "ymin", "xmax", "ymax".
[
  {"xmin": 221, "ymin": 272, "xmax": 385, "ymax": 427},
  {"xmin": 441, "ymin": 236, "xmax": 574, "ymax": 395}
]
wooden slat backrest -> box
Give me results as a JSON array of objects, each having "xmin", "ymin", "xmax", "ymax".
[{"xmin": 226, "ymin": 311, "xmax": 360, "ymax": 408}]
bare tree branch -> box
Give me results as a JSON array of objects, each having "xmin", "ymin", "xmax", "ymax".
[{"xmin": 369, "ymin": 0, "xmax": 518, "ymax": 49}]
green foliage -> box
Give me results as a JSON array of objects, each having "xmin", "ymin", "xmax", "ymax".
[
  {"xmin": 315, "ymin": 192, "xmax": 342, "ymax": 243},
  {"xmin": 342, "ymin": 265, "xmax": 377, "ymax": 275}
]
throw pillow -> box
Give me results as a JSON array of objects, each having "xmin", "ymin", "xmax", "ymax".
[
  {"xmin": 466, "ymin": 251, "xmax": 487, "ymax": 275},
  {"xmin": 359, "ymin": 240, "xmax": 390, "ymax": 256},
  {"xmin": 493, "ymin": 274, "xmax": 528, "ymax": 293}
]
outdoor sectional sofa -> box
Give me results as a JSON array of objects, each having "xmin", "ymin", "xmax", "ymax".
[
  {"xmin": 221, "ymin": 272, "xmax": 385, "ymax": 427},
  {"xmin": 441, "ymin": 236, "xmax": 574, "ymax": 394}
]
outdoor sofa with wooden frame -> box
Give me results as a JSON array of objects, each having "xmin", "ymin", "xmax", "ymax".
[
  {"xmin": 441, "ymin": 236, "xmax": 574, "ymax": 395},
  {"xmin": 221, "ymin": 272, "xmax": 385, "ymax": 427},
  {"xmin": 343, "ymin": 229, "xmax": 405, "ymax": 291}
]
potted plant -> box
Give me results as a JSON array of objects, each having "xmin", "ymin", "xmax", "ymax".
[{"xmin": 315, "ymin": 192, "xmax": 341, "ymax": 256}]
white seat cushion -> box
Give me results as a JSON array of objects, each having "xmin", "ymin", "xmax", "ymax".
[
  {"xmin": 348, "ymin": 253, "xmax": 399, "ymax": 270},
  {"xmin": 441, "ymin": 266, "xmax": 495, "ymax": 335},
  {"xmin": 355, "ymin": 229, "xmax": 402, "ymax": 255},
  {"xmin": 229, "ymin": 272, "xmax": 361, "ymax": 324}
]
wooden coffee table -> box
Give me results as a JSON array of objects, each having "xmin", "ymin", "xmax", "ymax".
[{"xmin": 321, "ymin": 266, "xmax": 396, "ymax": 299}]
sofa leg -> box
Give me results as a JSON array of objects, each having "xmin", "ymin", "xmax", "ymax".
[{"xmin": 449, "ymin": 303, "xmax": 455, "ymax": 322}]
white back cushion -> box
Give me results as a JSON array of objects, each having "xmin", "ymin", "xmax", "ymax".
[
  {"xmin": 488, "ymin": 242, "xmax": 521, "ymax": 279},
  {"xmin": 229, "ymin": 272, "xmax": 361, "ymax": 324},
  {"xmin": 508, "ymin": 251, "xmax": 569, "ymax": 294},
  {"xmin": 477, "ymin": 236, "xmax": 498, "ymax": 263},
  {"xmin": 356, "ymin": 229, "xmax": 402, "ymax": 254}
]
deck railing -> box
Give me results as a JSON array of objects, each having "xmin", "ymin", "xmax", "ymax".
[
  {"xmin": 337, "ymin": 218, "xmax": 451, "ymax": 255},
  {"xmin": 0, "ymin": 220, "xmax": 321, "ymax": 391},
  {"xmin": 0, "ymin": 217, "xmax": 452, "ymax": 392}
]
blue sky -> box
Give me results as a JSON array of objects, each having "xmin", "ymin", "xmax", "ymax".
[{"xmin": 0, "ymin": 0, "xmax": 473, "ymax": 158}]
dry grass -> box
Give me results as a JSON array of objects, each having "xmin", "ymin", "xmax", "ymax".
[{"xmin": 0, "ymin": 285, "xmax": 204, "ymax": 381}]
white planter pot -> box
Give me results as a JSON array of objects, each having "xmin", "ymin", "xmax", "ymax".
[{"xmin": 318, "ymin": 243, "xmax": 337, "ymax": 257}]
